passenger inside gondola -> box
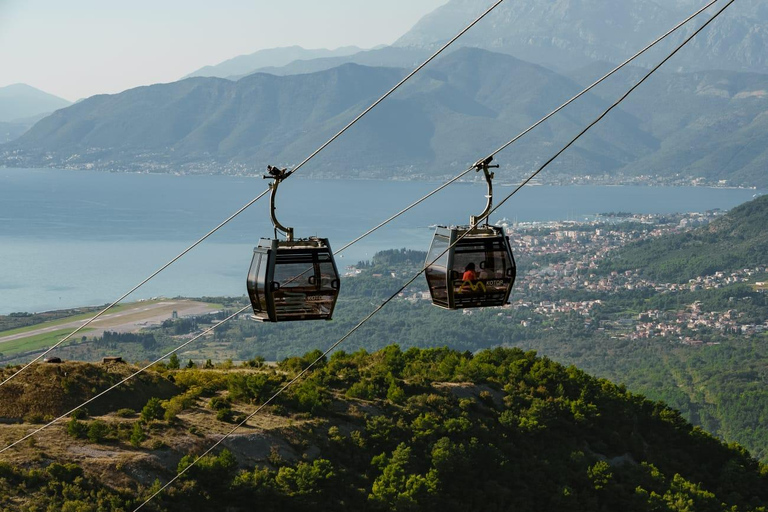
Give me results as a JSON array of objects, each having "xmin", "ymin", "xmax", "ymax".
[
  {"xmin": 462, "ymin": 262, "xmax": 477, "ymax": 282},
  {"xmin": 459, "ymin": 262, "xmax": 486, "ymax": 294}
]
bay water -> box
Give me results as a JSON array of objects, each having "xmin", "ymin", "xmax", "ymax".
[{"xmin": 0, "ymin": 168, "xmax": 760, "ymax": 314}]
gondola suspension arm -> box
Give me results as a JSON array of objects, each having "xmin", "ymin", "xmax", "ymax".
[
  {"xmin": 470, "ymin": 156, "xmax": 500, "ymax": 229},
  {"xmin": 264, "ymin": 165, "xmax": 294, "ymax": 241}
]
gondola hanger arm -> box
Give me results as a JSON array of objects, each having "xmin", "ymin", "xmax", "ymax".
[
  {"xmin": 264, "ymin": 165, "xmax": 295, "ymax": 241},
  {"xmin": 470, "ymin": 156, "xmax": 499, "ymax": 228}
]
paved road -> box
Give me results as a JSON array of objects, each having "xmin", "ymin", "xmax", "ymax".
[{"xmin": 0, "ymin": 301, "xmax": 218, "ymax": 345}]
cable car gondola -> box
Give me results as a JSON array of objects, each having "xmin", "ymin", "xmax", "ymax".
[
  {"xmin": 425, "ymin": 157, "xmax": 516, "ymax": 309},
  {"xmin": 247, "ymin": 166, "xmax": 340, "ymax": 322}
]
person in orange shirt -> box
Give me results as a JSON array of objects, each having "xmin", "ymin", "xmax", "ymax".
[
  {"xmin": 459, "ymin": 262, "xmax": 479, "ymax": 294},
  {"xmin": 462, "ymin": 262, "xmax": 477, "ymax": 282}
]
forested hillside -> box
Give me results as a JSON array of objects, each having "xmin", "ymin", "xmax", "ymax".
[
  {"xmin": 601, "ymin": 194, "xmax": 768, "ymax": 282},
  {"xmin": 3, "ymin": 48, "xmax": 655, "ymax": 180},
  {"xmin": 5, "ymin": 46, "xmax": 768, "ymax": 187},
  {"xmin": 1, "ymin": 347, "xmax": 767, "ymax": 511}
]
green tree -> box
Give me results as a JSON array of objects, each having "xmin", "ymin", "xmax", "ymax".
[
  {"xmin": 87, "ymin": 420, "xmax": 110, "ymax": 443},
  {"xmin": 130, "ymin": 422, "xmax": 146, "ymax": 447},
  {"xmin": 168, "ymin": 353, "xmax": 180, "ymax": 370},
  {"xmin": 275, "ymin": 459, "xmax": 335, "ymax": 496},
  {"xmin": 369, "ymin": 443, "xmax": 434, "ymax": 509},
  {"xmin": 141, "ymin": 397, "xmax": 165, "ymax": 422},
  {"xmin": 66, "ymin": 418, "xmax": 88, "ymax": 439},
  {"xmin": 177, "ymin": 449, "xmax": 238, "ymax": 488}
]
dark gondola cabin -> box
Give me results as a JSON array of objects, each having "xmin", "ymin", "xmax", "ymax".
[
  {"xmin": 424, "ymin": 156, "xmax": 516, "ymax": 310},
  {"xmin": 246, "ymin": 165, "xmax": 341, "ymax": 322},
  {"xmin": 247, "ymin": 237, "xmax": 340, "ymax": 322},
  {"xmin": 425, "ymin": 225, "xmax": 516, "ymax": 309}
]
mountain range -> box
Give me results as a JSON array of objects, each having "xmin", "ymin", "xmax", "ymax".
[
  {"xmin": 2, "ymin": 0, "xmax": 767, "ymax": 187},
  {"xmin": 184, "ymin": 45, "xmax": 366, "ymax": 79},
  {"xmin": 0, "ymin": 83, "xmax": 71, "ymax": 123},
  {"xmin": 2, "ymin": 49, "xmax": 662, "ymax": 180},
  {"xmin": 5, "ymin": 46, "xmax": 768, "ymax": 186},
  {"xmin": 395, "ymin": 0, "xmax": 768, "ymax": 75}
]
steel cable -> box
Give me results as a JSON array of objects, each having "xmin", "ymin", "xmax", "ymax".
[
  {"xmin": 0, "ymin": 0, "xmax": 508, "ymax": 389},
  {"xmin": 132, "ymin": 1, "xmax": 735, "ymax": 508},
  {"xmin": 330, "ymin": 0, "xmax": 721, "ymax": 256},
  {"xmin": 0, "ymin": 305, "xmax": 252, "ymax": 455},
  {"xmin": 0, "ymin": 0, "xmax": 721, "ymax": 456}
]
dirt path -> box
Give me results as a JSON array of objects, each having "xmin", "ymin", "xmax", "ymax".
[{"xmin": 0, "ymin": 300, "xmax": 219, "ymax": 345}]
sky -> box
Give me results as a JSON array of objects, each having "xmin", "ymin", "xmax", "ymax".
[{"xmin": 0, "ymin": 0, "xmax": 448, "ymax": 101}]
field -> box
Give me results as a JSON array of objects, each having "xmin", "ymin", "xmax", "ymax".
[{"xmin": 0, "ymin": 300, "xmax": 221, "ymax": 359}]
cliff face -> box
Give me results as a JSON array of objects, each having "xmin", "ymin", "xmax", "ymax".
[{"xmin": 395, "ymin": 0, "xmax": 768, "ymax": 74}]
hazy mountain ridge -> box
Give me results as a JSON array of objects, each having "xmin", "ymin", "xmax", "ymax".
[
  {"xmin": 564, "ymin": 63, "xmax": 768, "ymax": 186},
  {"xmin": 227, "ymin": 46, "xmax": 431, "ymax": 80},
  {"xmin": 394, "ymin": 0, "xmax": 768, "ymax": 75},
  {"xmin": 184, "ymin": 45, "xmax": 365, "ymax": 79},
  {"xmin": 0, "ymin": 83, "xmax": 71, "ymax": 123},
  {"xmin": 4, "ymin": 49, "xmax": 661, "ymax": 179}
]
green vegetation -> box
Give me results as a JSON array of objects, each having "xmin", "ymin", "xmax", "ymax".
[
  {"xmin": 130, "ymin": 422, "xmax": 146, "ymax": 447},
  {"xmin": 0, "ymin": 327, "xmax": 95, "ymax": 359},
  {"xmin": 0, "ymin": 461, "xmax": 138, "ymax": 511},
  {"xmin": 3, "ymin": 346, "xmax": 767, "ymax": 511},
  {"xmin": 141, "ymin": 397, "xmax": 165, "ymax": 423},
  {"xmin": 0, "ymin": 362, "xmax": 178, "ymax": 419},
  {"xmin": 0, "ymin": 302, "xmax": 150, "ymax": 336},
  {"xmin": 600, "ymin": 195, "xmax": 768, "ymax": 282}
]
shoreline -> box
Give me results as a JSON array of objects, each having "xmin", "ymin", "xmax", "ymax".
[{"xmin": 1, "ymin": 165, "xmax": 762, "ymax": 191}]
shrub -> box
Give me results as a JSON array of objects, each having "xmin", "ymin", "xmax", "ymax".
[
  {"xmin": 115, "ymin": 408, "xmax": 135, "ymax": 418},
  {"xmin": 141, "ymin": 397, "xmax": 165, "ymax": 422},
  {"xmin": 162, "ymin": 387, "xmax": 202, "ymax": 422},
  {"xmin": 242, "ymin": 356, "xmax": 265, "ymax": 368},
  {"xmin": 387, "ymin": 381, "xmax": 406, "ymax": 404},
  {"xmin": 177, "ymin": 449, "xmax": 238, "ymax": 488},
  {"xmin": 23, "ymin": 412, "xmax": 45, "ymax": 424},
  {"xmin": 209, "ymin": 396, "xmax": 231, "ymax": 411},
  {"xmin": 130, "ymin": 422, "xmax": 146, "ymax": 447},
  {"xmin": 47, "ymin": 462, "xmax": 83, "ymax": 483},
  {"xmin": 66, "ymin": 418, "xmax": 88, "ymax": 439},
  {"xmin": 216, "ymin": 408, "xmax": 235, "ymax": 423},
  {"xmin": 70, "ymin": 408, "xmax": 89, "ymax": 420},
  {"xmin": 228, "ymin": 373, "xmax": 283, "ymax": 404},
  {"xmin": 87, "ymin": 420, "xmax": 110, "ymax": 443},
  {"xmin": 291, "ymin": 380, "xmax": 328, "ymax": 415}
]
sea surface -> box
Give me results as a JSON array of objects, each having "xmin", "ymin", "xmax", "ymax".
[{"xmin": 0, "ymin": 168, "xmax": 761, "ymax": 314}]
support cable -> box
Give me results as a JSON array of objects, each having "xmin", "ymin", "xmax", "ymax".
[
  {"xmin": 0, "ymin": 195, "xmax": 268, "ymax": 389},
  {"xmin": 0, "ymin": 0, "xmax": 721, "ymax": 455},
  {"xmin": 0, "ymin": 0, "xmax": 508, "ymax": 389},
  {"xmin": 330, "ymin": 0, "xmax": 721, "ymax": 255},
  {"xmin": 132, "ymin": 2, "xmax": 735, "ymax": 508}
]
